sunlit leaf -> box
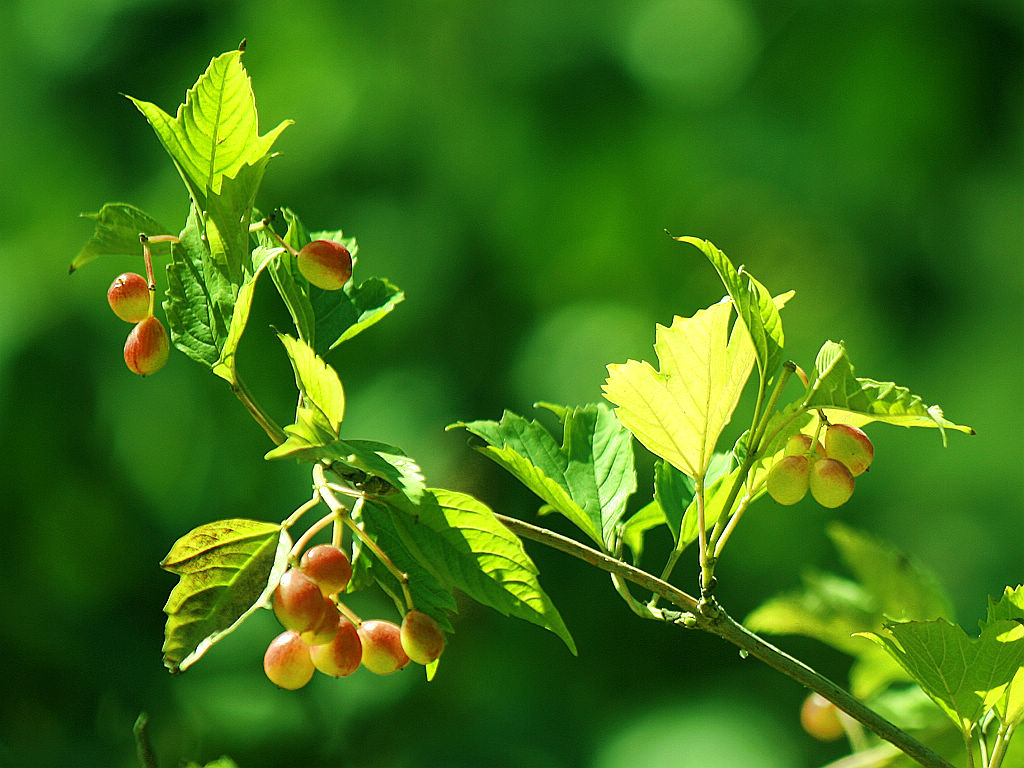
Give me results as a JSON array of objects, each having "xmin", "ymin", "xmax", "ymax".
[
  {"xmin": 276, "ymin": 333, "xmax": 345, "ymax": 432},
  {"xmin": 161, "ymin": 518, "xmax": 289, "ymax": 673},
  {"xmin": 70, "ymin": 203, "xmax": 174, "ymax": 273}
]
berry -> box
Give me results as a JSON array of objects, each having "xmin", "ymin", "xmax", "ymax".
[
  {"xmin": 309, "ymin": 618, "xmax": 362, "ymax": 677},
  {"xmin": 358, "ymin": 619, "xmax": 410, "ymax": 675},
  {"xmin": 766, "ymin": 455, "xmax": 810, "ymax": 505},
  {"xmin": 263, "ymin": 630, "xmax": 315, "ymax": 690},
  {"xmin": 273, "ymin": 568, "xmax": 330, "ymax": 633},
  {"xmin": 800, "ymin": 693, "xmax": 845, "ymax": 742},
  {"xmin": 297, "ymin": 240, "xmax": 352, "ymax": 291},
  {"xmin": 124, "ymin": 316, "xmax": 169, "ymax": 375},
  {"xmin": 300, "ymin": 544, "xmax": 353, "ymax": 595},
  {"xmin": 400, "ymin": 610, "xmax": 445, "ymax": 665},
  {"xmin": 107, "ymin": 272, "xmax": 151, "ymax": 323},
  {"xmin": 299, "ymin": 596, "xmax": 341, "ymax": 645},
  {"xmin": 824, "ymin": 424, "xmax": 874, "ymax": 477},
  {"xmin": 809, "ymin": 458, "xmax": 855, "ymax": 508},
  {"xmin": 784, "ymin": 433, "xmax": 824, "ymax": 459}
]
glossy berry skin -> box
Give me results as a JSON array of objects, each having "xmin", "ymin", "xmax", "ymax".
[
  {"xmin": 299, "ymin": 596, "xmax": 341, "ymax": 645},
  {"xmin": 824, "ymin": 424, "xmax": 874, "ymax": 477},
  {"xmin": 309, "ymin": 618, "xmax": 362, "ymax": 677},
  {"xmin": 300, "ymin": 544, "xmax": 353, "ymax": 595},
  {"xmin": 124, "ymin": 316, "xmax": 169, "ymax": 375},
  {"xmin": 800, "ymin": 693, "xmax": 845, "ymax": 742},
  {"xmin": 809, "ymin": 458, "xmax": 855, "ymax": 508},
  {"xmin": 273, "ymin": 568, "xmax": 330, "ymax": 634},
  {"xmin": 107, "ymin": 272, "xmax": 151, "ymax": 323},
  {"xmin": 264, "ymin": 630, "xmax": 315, "ymax": 690},
  {"xmin": 297, "ymin": 240, "xmax": 352, "ymax": 291},
  {"xmin": 785, "ymin": 433, "xmax": 824, "ymax": 459},
  {"xmin": 358, "ymin": 619, "xmax": 410, "ymax": 675},
  {"xmin": 766, "ymin": 456, "xmax": 810, "ymax": 505},
  {"xmin": 400, "ymin": 610, "xmax": 445, "ymax": 665}
]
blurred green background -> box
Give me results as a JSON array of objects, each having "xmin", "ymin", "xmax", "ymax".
[{"xmin": 2, "ymin": 0, "xmax": 1022, "ymax": 766}]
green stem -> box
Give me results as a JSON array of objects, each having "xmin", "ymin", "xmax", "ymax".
[
  {"xmin": 133, "ymin": 713, "xmax": 158, "ymax": 768},
  {"xmin": 496, "ymin": 513, "xmax": 957, "ymax": 768},
  {"xmin": 988, "ymin": 722, "xmax": 1014, "ymax": 768},
  {"xmin": 230, "ymin": 375, "xmax": 286, "ymax": 445}
]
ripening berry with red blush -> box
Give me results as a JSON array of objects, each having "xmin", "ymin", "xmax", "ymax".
[
  {"xmin": 400, "ymin": 610, "xmax": 445, "ymax": 665},
  {"xmin": 300, "ymin": 544, "xmax": 353, "ymax": 595},
  {"xmin": 358, "ymin": 619, "xmax": 410, "ymax": 675},
  {"xmin": 108, "ymin": 272, "xmax": 152, "ymax": 323},
  {"xmin": 297, "ymin": 240, "xmax": 352, "ymax": 291},
  {"xmin": 263, "ymin": 630, "xmax": 315, "ymax": 690},
  {"xmin": 124, "ymin": 316, "xmax": 169, "ymax": 375}
]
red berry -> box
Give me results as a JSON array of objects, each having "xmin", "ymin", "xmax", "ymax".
[
  {"xmin": 358, "ymin": 620, "xmax": 410, "ymax": 675},
  {"xmin": 107, "ymin": 272, "xmax": 151, "ymax": 323},
  {"xmin": 800, "ymin": 693, "xmax": 845, "ymax": 741},
  {"xmin": 124, "ymin": 316, "xmax": 169, "ymax": 375},
  {"xmin": 299, "ymin": 596, "xmax": 341, "ymax": 645},
  {"xmin": 273, "ymin": 568, "xmax": 329, "ymax": 633},
  {"xmin": 309, "ymin": 618, "xmax": 362, "ymax": 677},
  {"xmin": 297, "ymin": 240, "xmax": 352, "ymax": 291},
  {"xmin": 400, "ymin": 610, "xmax": 445, "ymax": 665},
  {"xmin": 263, "ymin": 630, "xmax": 315, "ymax": 690},
  {"xmin": 300, "ymin": 544, "xmax": 353, "ymax": 595}
]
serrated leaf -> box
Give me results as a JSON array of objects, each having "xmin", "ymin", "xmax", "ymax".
[
  {"xmin": 276, "ymin": 333, "xmax": 345, "ymax": 433},
  {"xmin": 674, "ymin": 236, "xmax": 788, "ymax": 381},
  {"xmin": 859, "ymin": 619, "xmax": 1024, "ymax": 729},
  {"xmin": 161, "ymin": 519, "xmax": 289, "ymax": 673},
  {"xmin": 127, "ymin": 49, "xmax": 290, "ymax": 218},
  {"xmin": 317, "ymin": 276, "xmax": 405, "ymax": 352},
  {"xmin": 70, "ymin": 203, "xmax": 174, "ymax": 273},
  {"xmin": 450, "ymin": 404, "xmax": 636, "ymax": 550},
  {"xmin": 382, "ymin": 489, "xmax": 576, "ymax": 653},
  {"xmin": 805, "ymin": 341, "xmax": 974, "ymax": 442},
  {"xmin": 983, "ymin": 586, "xmax": 1024, "ymax": 726},
  {"xmin": 603, "ymin": 297, "xmax": 756, "ymax": 481}
]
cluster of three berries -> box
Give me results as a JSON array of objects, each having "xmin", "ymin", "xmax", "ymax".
[
  {"xmin": 264, "ymin": 543, "xmax": 445, "ymax": 690},
  {"xmin": 767, "ymin": 424, "xmax": 875, "ymax": 508}
]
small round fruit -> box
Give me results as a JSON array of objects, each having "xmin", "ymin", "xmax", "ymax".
[
  {"xmin": 824, "ymin": 424, "xmax": 874, "ymax": 477},
  {"xmin": 264, "ymin": 630, "xmax": 315, "ymax": 690},
  {"xmin": 766, "ymin": 455, "xmax": 810, "ymax": 505},
  {"xmin": 299, "ymin": 596, "xmax": 341, "ymax": 645},
  {"xmin": 785, "ymin": 433, "xmax": 824, "ymax": 459},
  {"xmin": 300, "ymin": 544, "xmax": 353, "ymax": 595},
  {"xmin": 358, "ymin": 619, "xmax": 410, "ymax": 675},
  {"xmin": 297, "ymin": 240, "xmax": 352, "ymax": 291},
  {"xmin": 400, "ymin": 610, "xmax": 445, "ymax": 665},
  {"xmin": 809, "ymin": 458, "xmax": 855, "ymax": 508},
  {"xmin": 800, "ymin": 693, "xmax": 845, "ymax": 742},
  {"xmin": 107, "ymin": 272, "xmax": 151, "ymax": 323},
  {"xmin": 309, "ymin": 618, "xmax": 362, "ymax": 677},
  {"xmin": 124, "ymin": 316, "xmax": 169, "ymax": 375},
  {"xmin": 273, "ymin": 568, "xmax": 330, "ymax": 633}
]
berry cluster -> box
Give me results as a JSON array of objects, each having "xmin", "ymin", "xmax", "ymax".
[
  {"xmin": 107, "ymin": 271, "xmax": 170, "ymax": 376},
  {"xmin": 766, "ymin": 423, "xmax": 874, "ymax": 508},
  {"xmin": 263, "ymin": 543, "xmax": 445, "ymax": 690}
]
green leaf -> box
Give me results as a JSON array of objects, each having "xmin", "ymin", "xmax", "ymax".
[
  {"xmin": 983, "ymin": 586, "xmax": 1024, "ymax": 726},
  {"xmin": 160, "ymin": 518, "xmax": 289, "ymax": 673},
  {"xmin": 126, "ymin": 49, "xmax": 290, "ymax": 220},
  {"xmin": 673, "ymin": 236, "xmax": 788, "ymax": 382},
  {"xmin": 859, "ymin": 619, "xmax": 1024, "ymax": 730},
  {"xmin": 211, "ymin": 244, "xmax": 282, "ymax": 383},
  {"xmin": 603, "ymin": 297, "xmax": 756, "ymax": 480},
  {"xmin": 619, "ymin": 502, "xmax": 668, "ymax": 562},
  {"xmin": 70, "ymin": 203, "xmax": 174, "ymax": 273},
  {"xmin": 805, "ymin": 341, "xmax": 974, "ymax": 442},
  {"xmin": 315, "ymin": 276, "xmax": 406, "ymax": 352},
  {"xmin": 163, "ymin": 207, "xmax": 235, "ymax": 368},
  {"xmin": 276, "ymin": 333, "xmax": 345, "ymax": 433},
  {"xmin": 351, "ymin": 501, "xmax": 457, "ymax": 632},
  {"xmin": 450, "ymin": 403, "xmax": 636, "ymax": 550},
  {"xmin": 382, "ymin": 489, "xmax": 576, "ymax": 653}
]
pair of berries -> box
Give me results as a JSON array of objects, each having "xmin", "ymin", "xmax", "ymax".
[
  {"xmin": 263, "ymin": 543, "xmax": 445, "ymax": 690},
  {"xmin": 766, "ymin": 424, "xmax": 874, "ymax": 508},
  {"xmin": 107, "ymin": 272, "xmax": 169, "ymax": 376}
]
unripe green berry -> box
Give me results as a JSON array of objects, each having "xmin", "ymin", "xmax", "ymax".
[
  {"xmin": 309, "ymin": 618, "xmax": 362, "ymax": 677},
  {"xmin": 297, "ymin": 240, "xmax": 352, "ymax": 291},
  {"xmin": 107, "ymin": 272, "xmax": 152, "ymax": 323},
  {"xmin": 400, "ymin": 610, "xmax": 445, "ymax": 665},
  {"xmin": 809, "ymin": 458, "xmax": 855, "ymax": 508},
  {"xmin": 800, "ymin": 693, "xmax": 845, "ymax": 742},
  {"xmin": 300, "ymin": 544, "xmax": 353, "ymax": 595},
  {"xmin": 766, "ymin": 455, "xmax": 810, "ymax": 505},
  {"xmin": 358, "ymin": 619, "xmax": 410, "ymax": 675},
  {"xmin": 263, "ymin": 630, "xmax": 315, "ymax": 690},
  {"xmin": 785, "ymin": 433, "xmax": 824, "ymax": 459},
  {"xmin": 124, "ymin": 316, "xmax": 169, "ymax": 376},
  {"xmin": 824, "ymin": 424, "xmax": 874, "ymax": 477}
]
